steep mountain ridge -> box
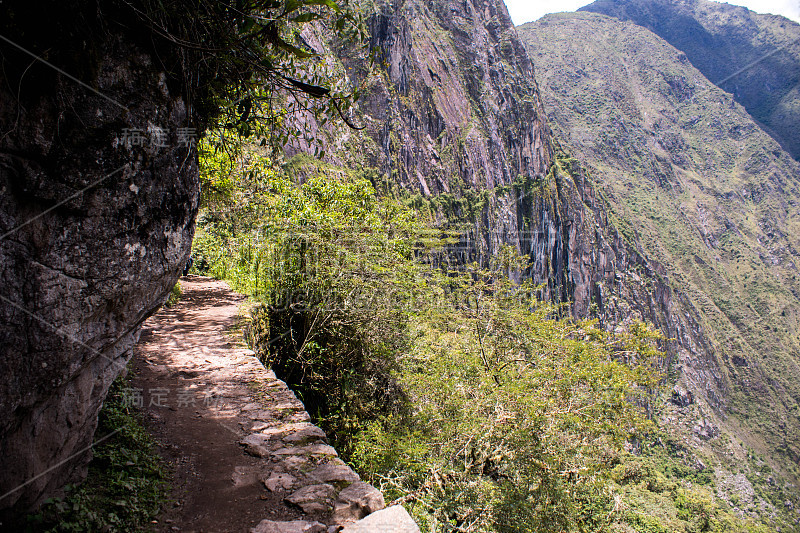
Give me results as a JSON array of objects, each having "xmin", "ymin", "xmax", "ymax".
[
  {"xmin": 314, "ymin": 0, "xmax": 751, "ymax": 473},
  {"xmin": 337, "ymin": 0, "xmax": 761, "ymax": 425},
  {"xmin": 316, "ymin": 0, "xmax": 758, "ymax": 420},
  {"xmin": 582, "ymin": 0, "xmax": 800, "ymax": 160},
  {"xmin": 519, "ymin": 10, "xmax": 800, "ymax": 523},
  {"xmin": 324, "ymin": 0, "xmax": 681, "ymax": 312},
  {"xmin": 362, "ymin": 0, "xmax": 551, "ymax": 192}
]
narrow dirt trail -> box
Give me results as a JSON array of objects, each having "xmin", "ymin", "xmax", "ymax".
[
  {"xmin": 132, "ymin": 276, "xmax": 386, "ymax": 533},
  {"xmin": 133, "ymin": 276, "xmax": 300, "ymax": 532}
]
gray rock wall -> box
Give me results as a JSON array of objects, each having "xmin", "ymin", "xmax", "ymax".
[
  {"xmin": 0, "ymin": 31, "xmax": 198, "ymax": 515},
  {"xmin": 358, "ymin": 0, "xmax": 552, "ymax": 194}
]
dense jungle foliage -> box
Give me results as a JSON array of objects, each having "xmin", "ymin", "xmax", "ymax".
[{"xmin": 190, "ymin": 143, "xmax": 781, "ymax": 532}]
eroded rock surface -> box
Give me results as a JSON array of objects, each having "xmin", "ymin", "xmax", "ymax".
[{"xmin": 0, "ymin": 19, "xmax": 197, "ymax": 516}]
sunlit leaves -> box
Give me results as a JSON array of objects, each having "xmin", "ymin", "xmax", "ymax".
[
  {"xmin": 193, "ymin": 150, "xmax": 668, "ymax": 532},
  {"xmin": 352, "ymin": 250, "xmax": 664, "ymax": 532}
]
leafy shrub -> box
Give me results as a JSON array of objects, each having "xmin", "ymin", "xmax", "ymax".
[
  {"xmin": 349, "ymin": 254, "xmax": 663, "ymax": 532},
  {"xmin": 166, "ymin": 282, "xmax": 182, "ymax": 308}
]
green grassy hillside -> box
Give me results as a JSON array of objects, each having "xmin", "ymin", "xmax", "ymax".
[
  {"xmin": 519, "ymin": 10, "xmax": 800, "ymax": 528},
  {"xmin": 582, "ymin": 0, "xmax": 800, "ymax": 160}
]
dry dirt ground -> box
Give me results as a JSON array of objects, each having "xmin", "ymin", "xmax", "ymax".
[{"xmin": 133, "ymin": 276, "xmax": 316, "ymax": 532}]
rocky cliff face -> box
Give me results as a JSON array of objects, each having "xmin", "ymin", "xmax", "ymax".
[
  {"xmin": 308, "ymin": 0, "xmax": 800, "ymax": 520},
  {"xmin": 0, "ymin": 16, "xmax": 198, "ymax": 515},
  {"xmin": 582, "ymin": 0, "xmax": 800, "ymax": 160},
  {"xmin": 326, "ymin": 0, "xmax": 715, "ymax": 364},
  {"xmin": 519, "ymin": 10, "xmax": 800, "ymax": 516},
  {"xmin": 334, "ymin": 0, "xmax": 556, "ymax": 278},
  {"xmin": 322, "ymin": 0, "xmax": 601, "ymax": 303},
  {"xmin": 298, "ymin": 0, "xmax": 702, "ymax": 377},
  {"xmin": 359, "ymin": 0, "xmax": 551, "ymax": 193}
]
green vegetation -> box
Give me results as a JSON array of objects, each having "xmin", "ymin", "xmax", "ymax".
[
  {"xmin": 349, "ymin": 267, "xmax": 661, "ymax": 532},
  {"xmin": 191, "ymin": 145, "xmax": 777, "ymax": 531},
  {"xmin": 194, "ymin": 146, "xmax": 431, "ymax": 452},
  {"xmin": 23, "ymin": 377, "xmax": 168, "ymax": 533},
  {"xmin": 166, "ymin": 282, "xmax": 182, "ymax": 308}
]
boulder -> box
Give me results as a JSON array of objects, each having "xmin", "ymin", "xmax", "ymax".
[
  {"xmin": 0, "ymin": 9, "xmax": 198, "ymax": 516},
  {"xmin": 273, "ymin": 443, "xmax": 338, "ymax": 457},
  {"xmin": 251, "ymin": 520, "xmax": 327, "ymax": 533},
  {"xmin": 333, "ymin": 481, "xmax": 385, "ymax": 524},
  {"xmin": 340, "ymin": 506, "xmax": 420, "ymax": 533},
  {"xmin": 285, "ymin": 483, "xmax": 337, "ymax": 514},
  {"xmin": 242, "ymin": 433, "xmax": 274, "ymax": 457},
  {"xmin": 310, "ymin": 462, "xmax": 360, "ymax": 486},
  {"xmin": 283, "ymin": 425, "xmax": 327, "ymax": 445},
  {"xmin": 262, "ymin": 472, "xmax": 299, "ymax": 492}
]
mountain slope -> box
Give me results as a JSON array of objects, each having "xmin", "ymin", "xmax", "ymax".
[
  {"xmin": 315, "ymin": 0, "xmax": 583, "ymax": 299},
  {"xmin": 581, "ymin": 0, "xmax": 800, "ymax": 160},
  {"xmin": 314, "ymin": 0, "xmax": 730, "ymax": 360},
  {"xmin": 519, "ymin": 10, "xmax": 800, "ymax": 524},
  {"xmin": 244, "ymin": 0, "xmax": 800, "ymax": 527}
]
